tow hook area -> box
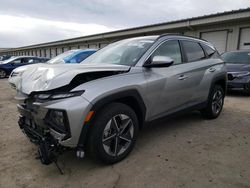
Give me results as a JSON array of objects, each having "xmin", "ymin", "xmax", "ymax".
[
  {"xmin": 18, "ymin": 116, "xmax": 65, "ymax": 174},
  {"xmin": 37, "ymin": 139, "xmax": 57, "ymax": 165},
  {"xmin": 37, "ymin": 139, "xmax": 64, "ymax": 174},
  {"xmin": 37, "ymin": 141, "xmax": 64, "ymax": 174}
]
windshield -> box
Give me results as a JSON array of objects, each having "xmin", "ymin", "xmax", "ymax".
[
  {"xmin": 222, "ymin": 51, "xmax": 250, "ymax": 64},
  {"xmin": 81, "ymin": 37, "xmax": 157, "ymax": 66},
  {"xmin": 47, "ymin": 50, "xmax": 78, "ymax": 64}
]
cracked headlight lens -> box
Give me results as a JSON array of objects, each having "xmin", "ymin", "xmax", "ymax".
[
  {"xmin": 50, "ymin": 110, "xmax": 64, "ymax": 126},
  {"xmin": 46, "ymin": 109, "xmax": 71, "ymax": 139}
]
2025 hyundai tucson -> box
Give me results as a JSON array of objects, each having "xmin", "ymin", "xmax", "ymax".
[{"xmin": 14, "ymin": 35, "xmax": 227, "ymax": 165}]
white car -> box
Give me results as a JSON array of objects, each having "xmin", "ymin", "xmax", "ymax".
[{"xmin": 8, "ymin": 49, "xmax": 96, "ymax": 89}]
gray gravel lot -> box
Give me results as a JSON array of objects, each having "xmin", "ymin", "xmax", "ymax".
[{"xmin": 0, "ymin": 79, "xmax": 250, "ymax": 188}]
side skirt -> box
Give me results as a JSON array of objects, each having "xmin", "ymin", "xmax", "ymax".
[{"xmin": 144, "ymin": 102, "xmax": 207, "ymax": 126}]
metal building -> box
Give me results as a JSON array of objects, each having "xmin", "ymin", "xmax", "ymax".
[{"xmin": 1, "ymin": 8, "xmax": 250, "ymax": 57}]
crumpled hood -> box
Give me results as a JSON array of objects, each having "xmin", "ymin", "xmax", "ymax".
[
  {"xmin": 18, "ymin": 63, "xmax": 130, "ymax": 94},
  {"xmin": 226, "ymin": 63, "xmax": 250, "ymax": 72}
]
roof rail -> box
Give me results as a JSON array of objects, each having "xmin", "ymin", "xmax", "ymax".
[{"xmin": 157, "ymin": 33, "xmax": 208, "ymax": 42}]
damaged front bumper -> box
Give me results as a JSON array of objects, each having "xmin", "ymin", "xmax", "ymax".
[
  {"xmin": 227, "ymin": 73, "xmax": 250, "ymax": 92},
  {"xmin": 18, "ymin": 116, "xmax": 64, "ymax": 165},
  {"xmin": 16, "ymin": 94, "xmax": 93, "ymax": 164}
]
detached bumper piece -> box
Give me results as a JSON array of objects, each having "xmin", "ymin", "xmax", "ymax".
[{"xmin": 18, "ymin": 116, "xmax": 66, "ymax": 165}]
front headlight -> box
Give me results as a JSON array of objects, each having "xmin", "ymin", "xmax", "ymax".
[
  {"xmin": 11, "ymin": 67, "xmax": 27, "ymax": 77},
  {"xmin": 10, "ymin": 71, "xmax": 20, "ymax": 77},
  {"xmin": 45, "ymin": 109, "xmax": 71, "ymax": 140},
  {"xmin": 34, "ymin": 90, "xmax": 84, "ymax": 100},
  {"xmin": 229, "ymin": 71, "xmax": 250, "ymax": 78},
  {"xmin": 237, "ymin": 72, "xmax": 250, "ymax": 77}
]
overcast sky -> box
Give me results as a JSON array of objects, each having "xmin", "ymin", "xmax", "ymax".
[{"xmin": 0, "ymin": 0, "xmax": 250, "ymax": 48}]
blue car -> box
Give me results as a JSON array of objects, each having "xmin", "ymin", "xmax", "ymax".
[
  {"xmin": 0, "ymin": 55, "xmax": 13, "ymax": 62},
  {"xmin": 47, "ymin": 49, "xmax": 96, "ymax": 64},
  {"xmin": 0, "ymin": 56, "xmax": 49, "ymax": 78}
]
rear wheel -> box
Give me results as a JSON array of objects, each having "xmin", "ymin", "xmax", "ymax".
[
  {"xmin": 0, "ymin": 69, "xmax": 6, "ymax": 78},
  {"xmin": 201, "ymin": 85, "xmax": 225, "ymax": 119},
  {"xmin": 87, "ymin": 103, "xmax": 139, "ymax": 164}
]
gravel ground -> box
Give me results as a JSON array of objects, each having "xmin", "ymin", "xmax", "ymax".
[{"xmin": 0, "ymin": 79, "xmax": 250, "ymax": 188}]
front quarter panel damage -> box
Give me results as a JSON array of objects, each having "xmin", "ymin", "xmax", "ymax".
[{"xmin": 51, "ymin": 70, "xmax": 129, "ymax": 92}]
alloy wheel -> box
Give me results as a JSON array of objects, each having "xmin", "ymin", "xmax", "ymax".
[
  {"xmin": 102, "ymin": 114, "xmax": 134, "ymax": 157},
  {"xmin": 212, "ymin": 90, "xmax": 223, "ymax": 114}
]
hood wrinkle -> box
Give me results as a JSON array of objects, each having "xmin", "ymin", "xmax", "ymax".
[{"xmin": 18, "ymin": 63, "xmax": 130, "ymax": 94}]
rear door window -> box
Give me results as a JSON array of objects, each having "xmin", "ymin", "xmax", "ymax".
[
  {"xmin": 182, "ymin": 41, "xmax": 205, "ymax": 62},
  {"xmin": 30, "ymin": 58, "xmax": 41, "ymax": 63},
  {"xmin": 22, "ymin": 58, "xmax": 32, "ymax": 64}
]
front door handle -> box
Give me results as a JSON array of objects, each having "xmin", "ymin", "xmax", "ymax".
[
  {"xmin": 209, "ymin": 67, "xmax": 216, "ymax": 72},
  {"xmin": 178, "ymin": 75, "xmax": 189, "ymax": 80}
]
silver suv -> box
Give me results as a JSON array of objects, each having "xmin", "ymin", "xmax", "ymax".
[{"xmin": 15, "ymin": 35, "xmax": 227, "ymax": 165}]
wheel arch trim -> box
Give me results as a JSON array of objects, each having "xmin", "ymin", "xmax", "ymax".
[{"xmin": 77, "ymin": 89, "xmax": 146, "ymax": 148}]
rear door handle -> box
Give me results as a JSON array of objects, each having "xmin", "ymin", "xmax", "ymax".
[
  {"xmin": 209, "ymin": 67, "xmax": 216, "ymax": 72},
  {"xmin": 178, "ymin": 75, "xmax": 189, "ymax": 80}
]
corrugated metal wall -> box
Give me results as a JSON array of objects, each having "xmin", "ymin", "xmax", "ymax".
[{"xmin": 2, "ymin": 16, "xmax": 250, "ymax": 57}]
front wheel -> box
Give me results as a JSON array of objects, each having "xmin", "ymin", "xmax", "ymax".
[
  {"xmin": 0, "ymin": 69, "xmax": 6, "ymax": 78},
  {"xmin": 86, "ymin": 103, "xmax": 139, "ymax": 164},
  {"xmin": 201, "ymin": 85, "xmax": 225, "ymax": 119}
]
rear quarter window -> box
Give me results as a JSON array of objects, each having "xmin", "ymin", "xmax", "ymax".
[{"xmin": 201, "ymin": 43, "xmax": 216, "ymax": 56}]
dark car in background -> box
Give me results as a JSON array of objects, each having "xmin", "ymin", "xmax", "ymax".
[
  {"xmin": 0, "ymin": 55, "xmax": 13, "ymax": 62},
  {"xmin": 222, "ymin": 50, "xmax": 250, "ymax": 93},
  {"xmin": 0, "ymin": 56, "xmax": 49, "ymax": 78}
]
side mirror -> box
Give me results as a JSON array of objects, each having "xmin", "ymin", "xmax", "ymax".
[{"xmin": 144, "ymin": 56, "xmax": 174, "ymax": 68}]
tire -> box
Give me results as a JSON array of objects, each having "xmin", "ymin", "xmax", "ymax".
[
  {"xmin": 0, "ymin": 69, "xmax": 6, "ymax": 79},
  {"xmin": 86, "ymin": 103, "xmax": 139, "ymax": 164},
  {"xmin": 201, "ymin": 85, "xmax": 225, "ymax": 119}
]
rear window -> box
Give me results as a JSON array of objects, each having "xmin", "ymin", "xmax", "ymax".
[
  {"xmin": 182, "ymin": 41, "xmax": 205, "ymax": 62},
  {"xmin": 222, "ymin": 52, "xmax": 250, "ymax": 64}
]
